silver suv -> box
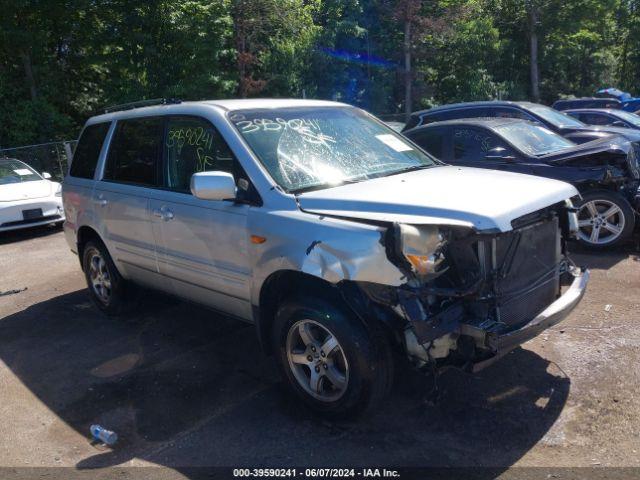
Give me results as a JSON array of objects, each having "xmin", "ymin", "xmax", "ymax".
[{"xmin": 63, "ymin": 99, "xmax": 589, "ymax": 416}]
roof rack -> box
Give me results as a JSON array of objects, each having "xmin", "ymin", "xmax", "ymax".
[{"xmin": 103, "ymin": 98, "xmax": 182, "ymax": 114}]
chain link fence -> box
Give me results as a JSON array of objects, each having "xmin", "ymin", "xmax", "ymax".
[{"xmin": 0, "ymin": 140, "xmax": 76, "ymax": 182}]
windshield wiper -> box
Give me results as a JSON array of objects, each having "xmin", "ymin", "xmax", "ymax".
[
  {"xmin": 291, "ymin": 177, "xmax": 368, "ymax": 195},
  {"xmin": 384, "ymin": 164, "xmax": 435, "ymax": 177}
]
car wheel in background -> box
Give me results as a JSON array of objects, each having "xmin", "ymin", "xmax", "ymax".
[
  {"xmin": 82, "ymin": 240, "xmax": 135, "ymax": 315},
  {"xmin": 576, "ymin": 190, "xmax": 635, "ymax": 249},
  {"xmin": 272, "ymin": 295, "xmax": 393, "ymax": 418}
]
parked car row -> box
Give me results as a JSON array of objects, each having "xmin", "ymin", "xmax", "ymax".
[
  {"xmin": 401, "ymin": 100, "xmax": 640, "ymax": 249},
  {"xmin": 60, "ymin": 98, "xmax": 592, "ymax": 416}
]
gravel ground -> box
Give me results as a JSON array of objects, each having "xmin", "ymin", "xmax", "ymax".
[{"xmin": 0, "ymin": 226, "xmax": 638, "ymax": 476}]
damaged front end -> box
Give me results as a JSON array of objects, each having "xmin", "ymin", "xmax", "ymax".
[{"xmin": 347, "ymin": 202, "xmax": 589, "ymax": 372}]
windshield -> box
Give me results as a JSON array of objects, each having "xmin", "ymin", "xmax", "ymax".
[
  {"xmin": 528, "ymin": 104, "xmax": 585, "ymax": 128},
  {"xmin": 230, "ymin": 107, "xmax": 437, "ymax": 193},
  {"xmin": 611, "ymin": 110, "xmax": 640, "ymax": 127},
  {"xmin": 494, "ymin": 123, "xmax": 576, "ymax": 156},
  {"xmin": 0, "ymin": 159, "xmax": 42, "ymax": 185}
]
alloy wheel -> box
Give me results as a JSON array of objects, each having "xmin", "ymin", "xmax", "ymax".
[
  {"xmin": 286, "ymin": 319, "xmax": 349, "ymax": 402},
  {"xmin": 88, "ymin": 250, "xmax": 112, "ymax": 304},
  {"xmin": 577, "ymin": 199, "xmax": 626, "ymax": 246}
]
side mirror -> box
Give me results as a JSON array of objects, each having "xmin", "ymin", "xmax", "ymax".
[
  {"xmin": 42, "ymin": 172, "xmax": 52, "ymax": 179},
  {"xmin": 190, "ymin": 171, "xmax": 236, "ymax": 201},
  {"xmin": 485, "ymin": 147, "xmax": 516, "ymax": 162}
]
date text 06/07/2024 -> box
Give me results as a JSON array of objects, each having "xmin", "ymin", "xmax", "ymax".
[{"xmin": 232, "ymin": 468, "xmax": 401, "ymax": 478}]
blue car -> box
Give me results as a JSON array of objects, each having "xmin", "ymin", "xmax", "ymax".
[{"xmin": 596, "ymin": 88, "xmax": 640, "ymax": 112}]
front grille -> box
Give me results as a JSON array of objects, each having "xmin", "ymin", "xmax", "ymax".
[{"xmin": 484, "ymin": 216, "xmax": 561, "ymax": 329}]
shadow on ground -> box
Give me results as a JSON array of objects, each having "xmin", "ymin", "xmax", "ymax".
[
  {"xmin": 0, "ymin": 223, "xmax": 63, "ymax": 246},
  {"xmin": 0, "ymin": 290, "xmax": 570, "ymax": 473},
  {"xmin": 569, "ymin": 238, "xmax": 639, "ymax": 270}
]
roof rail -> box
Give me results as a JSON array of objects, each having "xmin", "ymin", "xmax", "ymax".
[{"xmin": 103, "ymin": 98, "xmax": 182, "ymax": 114}]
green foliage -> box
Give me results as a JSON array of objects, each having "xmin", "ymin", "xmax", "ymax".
[{"xmin": 1, "ymin": 0, "xmax": 639, "ymax": 147}]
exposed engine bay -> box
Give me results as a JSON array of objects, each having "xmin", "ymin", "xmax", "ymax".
[{"xmin": 345, "ymin": 200, "xmax": 584, "ymax": 372}]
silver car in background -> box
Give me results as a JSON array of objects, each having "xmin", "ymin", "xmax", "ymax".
[{"xmin": 63, "ymin": 99, "xmax": 588, "ymax": 416}]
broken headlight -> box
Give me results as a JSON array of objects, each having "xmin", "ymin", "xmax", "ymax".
[
  {"xmin": 393, "ymin": 223, "xmax": 448, "ymax": 281},
  {"xmin": 565, "ymin": 198, "xmax": 579, "ymax": 239}
]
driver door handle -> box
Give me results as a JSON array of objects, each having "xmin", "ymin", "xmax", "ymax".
[{"xmin": 152, "ymin": 206, "xmax": 174, "ymax": 221}]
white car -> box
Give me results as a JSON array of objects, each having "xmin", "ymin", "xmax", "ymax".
[{"xmin": 0, "ymin": 158, "xmax": 64, "ymax": 232}]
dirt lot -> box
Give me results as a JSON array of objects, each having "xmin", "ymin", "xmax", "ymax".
[{"xmin": 0, "ymin": 226, "xmax": 639, "ymax": 476}]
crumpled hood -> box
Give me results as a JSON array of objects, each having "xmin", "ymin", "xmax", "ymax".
[
  {"xmin": 297, "ymin": 166, "xmax": 578, "ymax": 232},
  {"xmin": 0, "ymin": 180, "xmax": 54, "ymax": 202},
  {"xmin": 542, "ymin": 135, "xmax": 632, "ymax": 162}
]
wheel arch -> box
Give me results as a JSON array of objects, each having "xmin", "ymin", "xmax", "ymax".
[
  {"xmin": 76, "ymin": 226, "xmax": 104, "ymax": 271},
  {"xmin": 255, "ymin": 270, "xmax": 342, "ymax": 355},
  {"xmin": 255, "ymin": 269, "xmax": 402, "ymax": 356}
]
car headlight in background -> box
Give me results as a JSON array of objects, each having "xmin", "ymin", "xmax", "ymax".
[
  {"xmin": 394, "ymin": 223, "xmax": 447, "ymax": 281},
  {"xmin": 54, "ymin": 183, "xmax": 62, "ymax": 197}
]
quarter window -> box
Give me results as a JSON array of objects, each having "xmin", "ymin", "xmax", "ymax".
[
  {"xmin": 164, "ymin": 116, "xmax": 237, "ymax": 193},
  {"xmin": 70, "ymin": 122, "xmax": 110, "ymax": 179},
  {"xmin": 104, "ymin": 117, "xmax": 163, "ymax": 186}
]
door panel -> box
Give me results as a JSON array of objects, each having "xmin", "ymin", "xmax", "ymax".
[
  {"xmin": 149, "ymin": 192, "xmax": 252, "ymax": 319},
  {"xmin": 93, "ymin": 183, "xmax": 161, "ymax": 287},
  {"xmin": 150, "ymin": 115, "xmax": 253, "ymax": 320}
]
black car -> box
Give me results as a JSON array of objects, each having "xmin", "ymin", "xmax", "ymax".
[
  {"xmin": 403, "ymin": 100, "xmax": 640, "ymax": 146},
  {"xmin": 564, "ymin": 109, "xmax": 640, "ymax": 130},
  {"xmin": 404, "ymin": 118, "xmax": 640, "ymax": 249},
  {"xmin": 553, "ymin": 98, "xmax": 622, "ymax": 111}
]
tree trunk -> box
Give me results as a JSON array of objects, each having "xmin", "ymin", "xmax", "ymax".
[
  {"xmin": 404, "ymin": 18, "xmax": 412, "ymax": 122},
  {"xmin": 20, "ymin": 50, "xmax": 38, "ymax": 101},
  {"xmin": 528, "ymin": 3, "xmax": 540, "ymax": 103}
]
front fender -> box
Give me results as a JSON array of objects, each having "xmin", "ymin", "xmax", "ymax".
[{"xmin": 247, "ymin": 208, "xmax": 405, "ymax": 307}]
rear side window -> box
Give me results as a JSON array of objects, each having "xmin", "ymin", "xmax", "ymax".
[
  {"xmin": 492, "ymin": 107, "xmax": 536, "ymax": 121},
  {"xmin": 581, "ymin": 113, "xmax": 614, "ymax": 126},
  {"xmin": 429, "ymin": 108, "xmax": 486, "ymax": 122},
  {"xmin": 164, "ymin": 116, "xmax": 236, "ymax": 192},
  {"xmin": 69, "ymin": 122, "xmax": 110, "ymax": 179},
  {"xmin": 104, "ymin": 117, "xmax": 163, "ymax": 186},
  {"xmin": 409, "ymin": 128, "xmax": 445, "ymax": 159}
]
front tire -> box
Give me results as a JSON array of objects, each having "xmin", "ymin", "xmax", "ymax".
[
  {"xmin": 576, "ymin": 190, "xmax": 635, "ymax": 249},
  {"xmin": 82, "ymin": 240, "xmax": 134, "ymax": 316},
  {"xmin": 272, "ymin": 295, "xmax": 393, "ymax": 418}
]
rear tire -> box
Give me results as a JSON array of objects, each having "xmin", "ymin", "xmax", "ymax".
[
  {"xmin": 576, "ymin": 190, "xmax": 635, "ymax": 249},
  {"xmin": 82, "ymin": 240, "xmax": 135, "ymax": 316},
  {"xmin": 272, "ymin": 295, "xmax": 393, "ymax": 418}
]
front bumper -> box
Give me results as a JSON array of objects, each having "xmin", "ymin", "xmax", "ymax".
[
  {"xmin": 472, "ymin": 267, "xmax": 590, "ymax": 371},
  {"xmin": 0, "ymin": 197, "xmax": 64, "ymax": 232}
]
